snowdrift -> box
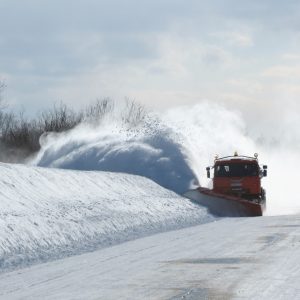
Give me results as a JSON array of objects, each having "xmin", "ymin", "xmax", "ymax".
[{"xmin": 0, "ymin": 163, "xmax": 213, "ymax": 271}]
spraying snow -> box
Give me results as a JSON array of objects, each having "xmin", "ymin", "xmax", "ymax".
[
  {"xmin": 32, "ymin": 101, "xmax": 300, "ymax": 216},
  {"xmin": 33, "ymin": 108, "xmax": 198, "ymax": 195},
  {"xmin": 32, "ymin": 102, "xmax": 255, "ymax": 194}
]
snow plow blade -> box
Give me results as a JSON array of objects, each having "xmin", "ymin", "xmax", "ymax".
[{"xmin": 184, "ymin": 187, "xmax": 263, "ymax": 217}]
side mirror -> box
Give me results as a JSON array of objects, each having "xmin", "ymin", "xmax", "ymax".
[
  {"xmin": 206, "ymin": 167, "xmax": 211, "ymax": 178},
  {"xmin": 262, "ymin": 165, "xmax": 267, "ymax": 177}
]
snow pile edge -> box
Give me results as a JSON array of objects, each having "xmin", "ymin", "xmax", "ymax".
[{"xmin": 0, "ymin": 163, "xmax": 213, "ymax": 272}]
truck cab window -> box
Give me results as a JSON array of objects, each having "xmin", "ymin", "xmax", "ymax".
[{"xmin": 215, "ymin": 163, "xmax": 258, "ymax": 177}]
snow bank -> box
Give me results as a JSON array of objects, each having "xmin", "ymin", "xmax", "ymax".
[{"xmin": 0, "ymin": 163, "xmax": 213, "ymax": 272}]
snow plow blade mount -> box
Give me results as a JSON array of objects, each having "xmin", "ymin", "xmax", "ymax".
[{"xmin": 185, "ymin": 187, "xmax": 263, "ymax": 217}]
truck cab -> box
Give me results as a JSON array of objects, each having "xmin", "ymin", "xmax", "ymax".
[{"xmin": 206, "ymin": 153, "xmax": 267, "ymax": 203}]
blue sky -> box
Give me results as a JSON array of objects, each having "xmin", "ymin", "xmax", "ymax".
[{"xmin": 1, "ymin": 0, "xmax": 300, "ymax": 119}]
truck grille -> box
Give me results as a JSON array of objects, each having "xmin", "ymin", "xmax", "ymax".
[{"xmin": 230, "ymin": 179, "xmax": 243, "ymax": 192}]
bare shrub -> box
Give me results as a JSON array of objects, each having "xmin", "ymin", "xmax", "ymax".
[
  {"xmin": 1, "ymin": 111, "xmax": 36, "ymax": 151},
  {"xmin": 0, "ymin": 98, "xmax": 148, "ymax": 163},
  {"xmin": 122, "ymin": 99, "xmax": 146, "ymax": 126},
  {"xmin": 40, "ymin": 103, "xmax": 83, "ymax": 133},
  {"xmin": 0, "ymin": 103, "xmax": 83, "ymax": 155},
  {"xmin": 84, "ymin": 98, "xmax": 114, "ymax": 124}
]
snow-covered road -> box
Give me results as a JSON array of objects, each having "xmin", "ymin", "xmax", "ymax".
[{"xmin": 1, "ymin": 214, "xmax": 299, "ymax": 299}]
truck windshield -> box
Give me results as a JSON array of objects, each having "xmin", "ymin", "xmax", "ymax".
[{"xmin": 214, "ymin": 163, "xmax": 258, "ymax": 177}]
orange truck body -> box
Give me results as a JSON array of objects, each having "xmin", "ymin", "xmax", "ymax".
[
  {"xmin": 213, "ymin": 158, "xmax": 263, "ymax": 200},
  {"xmin": 185, "ymin": 154, "xmax": 267, "ymax": 217}
]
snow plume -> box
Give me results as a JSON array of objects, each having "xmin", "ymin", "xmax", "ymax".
[
  {"xmin": 33, "ymin": 101, "xmax": 255, "ymax": 195},
  {"xmin": 33, "ymin": 106, "xmax": 197, "ymax": 195},
  {"xmin": 263, "ymin": 150, "xmax": 300, "ymax": 216},
  {"xmin": 162, "ymin": 103, "xmax": 256, "ymax": 187},
  {"xmin": 258, "ymin": 108, "xmax": 300, "ymax": 216},
  {"xmin": 32, "ymin": 100, "xmax": 300, "ymax": 216}
]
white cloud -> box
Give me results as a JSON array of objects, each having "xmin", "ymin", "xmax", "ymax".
[
  {"xmin": 262, "ymin": 65, "xmax": 300, "ymax": 78},
  {"xmin": 229, "ymin": 32, "xmax": 254, "ymax": 47},
  {"xmin": 282, "ymin": 53, "xmax": 300, "ymax": 60},
  {"xmin": 201, "ymin": 46, "xmax": 231, "ymax": 65},
  {"xmin": 210, "ymin": 31, "xmax": 254, "ymax": 47},
  {"xmin": 1, "ymin": 0, "xmax": 300, "ymax": 119}
]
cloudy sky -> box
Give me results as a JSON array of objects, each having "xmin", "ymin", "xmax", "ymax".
[{"xmin": 1, "ymin": 0, "xmax": 300, "ymax": 119}]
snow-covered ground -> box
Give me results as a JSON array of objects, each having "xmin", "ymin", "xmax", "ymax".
[
  {"xmin": 0, "ymin": 163, "xmax": 213, "ymax": 272},
  {"xmin": 1, "ymin": 101, "xmax": 300, "ymax": 298},
  {"xmin": 1, "ymin": 214, "xmax": 299, "ymax": 299}
]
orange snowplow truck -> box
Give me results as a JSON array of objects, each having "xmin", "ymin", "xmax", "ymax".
[{"xmin": 206, "ymin": 152, "xmax": 267, "ymax": 205}]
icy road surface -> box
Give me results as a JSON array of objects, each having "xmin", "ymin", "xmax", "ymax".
[{"xmin": 1, "ymin": 215, "xmax": 300, "ymax": 299}]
